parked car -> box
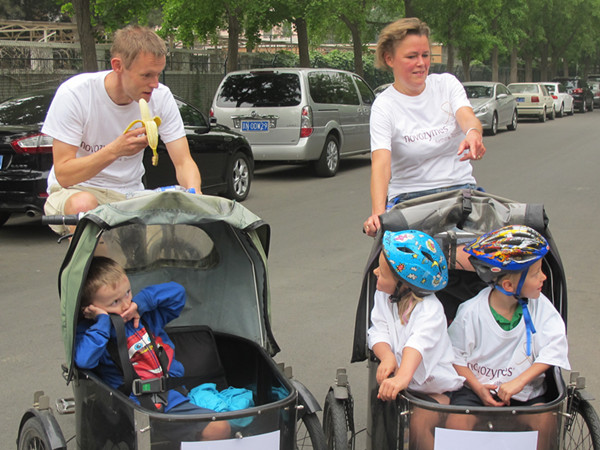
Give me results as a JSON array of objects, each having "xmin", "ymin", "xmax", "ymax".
[
  {"xmin": 210, "ymin": 68, "xmax": 376, "ymax": 177},
  {"xmin": 587, "ymin": 75, "xmax": 600, "ymax": 108},
  {"xmin": 541, "ymin": 82, "xmax": 575, "ymax": 117},
  {"xmin": 552, "ymin": 77, "xmax": 594, "ymax": 112},
  {"xmin": 0, "ymin": 90, "xmax": 254, "ymax": 227},
  {"xmin": 507, "ymin": 82, "xmax": 556, "ymax": 122},
  {"xmin": 373, "ymin": 83, "xmax": 392, "ymax": 96},
  {"xmin": 462, "ymin": 81, "xmax": 518, "ymax": 135}
]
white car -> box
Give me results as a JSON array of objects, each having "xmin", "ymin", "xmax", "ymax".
[
  {"xmin": 542, "ymin": 82, "xmax": 575, "ymax": 117},
  {"xmin": 507, "ymin": 82, "xmax": 555, "ymax": 122}
]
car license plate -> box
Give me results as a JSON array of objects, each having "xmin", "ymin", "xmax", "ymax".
[
  {"xmin": 516, "ymin": 97, "xmax": 524, "ymax": 102},
  {"xmin": 241, "ymin": 120, "xmax": 269, "ymax": 132}
]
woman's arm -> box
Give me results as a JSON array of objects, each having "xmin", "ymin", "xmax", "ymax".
[
  {"xmin": 364, "ymin": 149, "xmax": 391, "ymax": 237},
  {"xmin": 455, "ymin": 106, "xmax": 486, "ymax": 162}
]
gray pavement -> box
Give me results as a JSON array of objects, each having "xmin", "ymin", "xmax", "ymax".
[{"xmin": 2, "ymin": 110, "xmax": 599, "ymax": 448}]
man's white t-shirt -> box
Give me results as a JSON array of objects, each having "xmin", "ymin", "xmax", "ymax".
[
  {"xmin": 370, "ymin": 73, "xmax": 476, "ymax": 198},
  {"xmin": 448, "ymin": 287, "xmax": 570, "ymax": 402},
  {"xmin": 43, "ymin": 71, "xmax": 185, "ymax": 194},
  {"xmin": 368, "ymin": 291, "xmax": 464, "ymax": 395}
]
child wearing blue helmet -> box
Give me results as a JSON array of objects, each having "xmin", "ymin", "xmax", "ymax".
[
  {"xmin": 368, "ymin": 230, "xmax": 464, "ymax": 448},
  {"xmin": 446, "ymin": 225, "xmax": 570, "ymax": 448}
]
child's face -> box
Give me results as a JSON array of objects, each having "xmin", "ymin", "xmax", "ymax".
[
  {"xmin": 90, "ymin": 274, "xmax": 133, "ymax": 315},
  {"xmin": 373, "ymin": 252, "xmax": 399, "ymax": 295},
  {"xmin": 518, "ymin": 259, "xmax": 546, "ymax": 299}
]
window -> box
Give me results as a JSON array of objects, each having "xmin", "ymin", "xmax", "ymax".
[
  {"xmin": 353, "ymin": 75, "xmax": 375, "ymax": 105},
  {"xmin": 308, "ymin": 71, "xmax": 360, "ymax": 105},
  {"xmin": 216, "ymin": 72, "xmax": 301, "ymax": 107}
]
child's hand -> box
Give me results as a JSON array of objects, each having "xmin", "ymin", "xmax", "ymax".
[
  {"xmin": 376, "ymin": 356, "xmax": 398, "ymax": 385},
  {"xmin": 474, "ymin": 383, "xmax": 505, "ymax": 407},
  {"xmin": 378, "ymin": 374, "xmax": 408, "ymax": 402},
  {"xmin": 496, "ymin": 379, "xmax": 525, "ymax": 405},
  {"xmin": 82, "ymin": 304, "xmax": 107, "ymax": 321},
  {"xmin": 121, "ymin": 302, "xmax": 140, "ymax": 328}
]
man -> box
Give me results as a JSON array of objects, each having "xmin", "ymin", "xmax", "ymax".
[{"xmin": 43, "ymin": 25, "xmax": 201, "ymax": 235}]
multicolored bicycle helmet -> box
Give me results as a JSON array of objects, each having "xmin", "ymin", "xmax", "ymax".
[
  {"xmin": 382, "ymin": 230, "xmax": 448, "ymax": 296},
  {"xmin": 463, "ymin": 225, "xmax": 549, "ymax": 283}
]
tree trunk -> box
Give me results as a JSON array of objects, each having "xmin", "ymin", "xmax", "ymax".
[
  {"xmin": 510, "ymin": 46, "xmax": 518, "ymax": 83},
  {"xmin": 403, "ymin": 0, "xmax": 415, "ymax": 18},
  {"xmin": 73, "ymin": 0, "xmax": 98, "ymax": 72},
  {"xmin": 539, "ymin": 44, "xmax": 548, "ymax": 81},
  {"xmin": 295, "ymin": 17, "xmax": 310, "ymax": 68},
  {"xmin": 340, "ymin": 14, "xmax": 364, "ymax": 76},
  {"xmin": 491, "ymin": 46, "xmax": 499, "ymax": 82},
  {"xmin": 446, "ymin": 42, "xmax": 455, "ymax": 74},
  {"xmin": 226, "ymin": 11, "xmax": 240, "ymax": 73},
  {"xmin": 461, "ymin": 51, "xmax": 471, "ymax": 81},
  {"xmin": 525, "ymin": 54, "xmax": 533, "ymax": 81},
  {"xmin": 563, "ymin": 58, "xmax": 569, "ymax": 77}
]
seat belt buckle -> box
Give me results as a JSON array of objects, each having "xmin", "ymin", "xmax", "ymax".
[{"xmin": 132, "ymin": 377, "xmax": 167, "ymax": 396}]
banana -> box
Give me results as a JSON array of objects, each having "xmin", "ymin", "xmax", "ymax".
[{"xmin": 123, "ymin": 98, "xmax": 162, "ymax": 166}]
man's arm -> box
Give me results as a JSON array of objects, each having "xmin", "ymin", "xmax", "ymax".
[
  {"xmin": 52, "ymin": 128, "xmax": 150, "ymax": 187},
  {"xmin": 165, "ymin": 136, "xmax": 202, "ymax": 193}
]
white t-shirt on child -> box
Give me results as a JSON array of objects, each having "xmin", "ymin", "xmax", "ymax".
[{"xmin": 368, "ymin": 291, "xmax": 464, "ymax": 395}]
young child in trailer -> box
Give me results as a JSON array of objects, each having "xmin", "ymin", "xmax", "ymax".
[
  {"xmin": 74, "ymin": 256, "xmax": 231, "ymax": 441},
  {"xmin": 368, "ymin": 230, "xmax": 465, "ymax": 449},
  {"xmin": 447, "ymin": 225, "xmax": 570, "ymax": 449}
]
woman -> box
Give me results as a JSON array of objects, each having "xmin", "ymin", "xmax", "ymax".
[{"xmin": 364, "ymin": 18, "xmax": 486, "ymax": 237}]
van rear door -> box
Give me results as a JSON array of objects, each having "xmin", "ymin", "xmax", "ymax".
[{"xmin": 213, "ymin": 71, "xmax": 302, "ymax": 146}]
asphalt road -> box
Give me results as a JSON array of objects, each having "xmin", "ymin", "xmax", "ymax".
[{"xmin": 2, "ymin": 109, "xmax": 599, "ymax": 448}]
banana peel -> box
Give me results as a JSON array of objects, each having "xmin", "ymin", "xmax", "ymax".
[{"xmin": 124, "ymin": 98, "xmax": 162, "ymax": 166}]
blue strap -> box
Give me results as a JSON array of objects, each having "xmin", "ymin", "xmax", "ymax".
[{"xmin": 494, "ymin": 270, "xmax": 537, "ymax": 356}]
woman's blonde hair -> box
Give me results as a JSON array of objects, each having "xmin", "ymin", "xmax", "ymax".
[
  {"xmin": 111, "ymin": 25, "xmax": 167, "ymax": 69},
  {"xmin": 81, "ymin": 257, "xmax": 127, "ymax": 307},
  {"xmin": 375, "ymin": 17, "xmax": 430, "ymax": 70}
]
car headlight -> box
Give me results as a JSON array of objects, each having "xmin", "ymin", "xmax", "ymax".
[{"xmin": 474, "ymin": 104, "xmax": 489, "ymax": 114}]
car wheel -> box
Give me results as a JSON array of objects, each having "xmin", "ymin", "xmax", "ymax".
[
  {"xmin": 548, "ymin": 105, "xmax": 556, "ymax": 120},
  {"xmin": 539, "ymin": 106, "xmax": 547, "ymax": 122},
  {"xmin": 487, "ymin": 112, "xmax": 498, "ymax": 136},
  {"xmin": 558, "ymin": 103, "xmax": 564, "ymax": 118},
  {"xmin": 580, "ymin": 101, "xmax": 586, "ymax": 113},
  {"xmin": 224, "ymin": 152, "xmax": 252, "ymax": 202},
  {"xmin": 0, "ymin": 212, "xmax": 10, "ymax": 227},
  {"xmin": 507, "ymin": 110, "xmax": 518, "ymax": 131},
  {"xmin": 590, "ymin": 99, "xmax": 594, "ymax": 111},
  {"xmin": 568, "ymin": 102, "xmax": 575, "ymax": 115},
  {"xmin": 313, "ymin": 134, "xmax": 340, "ymax": 177}
]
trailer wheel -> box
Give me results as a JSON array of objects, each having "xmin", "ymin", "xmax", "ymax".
[
  {"xmin": 18, "ymin": 416, "xmax": 52, "ymax": 450},
  {"xmin": 563, "ymin": 391, "xmax": 600, "ymax": 449},
  {"xmin": 296, "ymin": 411, "xmax": 326, "ymax": 450},
  {"xmin": 323, "ymin": 391, "xmax": 351, "ymax": 450}
]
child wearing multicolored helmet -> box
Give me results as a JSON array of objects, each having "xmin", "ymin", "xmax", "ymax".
[
  {"xmin": 368, "ymin": 230, "xmax": 464, "ymax": 448},
  {"xmin": 446, "ymin": 225, "xmax": 570, "ymax": 448}
]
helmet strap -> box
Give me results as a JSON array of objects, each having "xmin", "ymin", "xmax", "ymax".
[
  {"xmin": 389, "ymin": 283, "xmax": 410, "ymax": 303},
  {"xmin": 493, "ymin": 269, "xmax": 537, "ymax": 356}
]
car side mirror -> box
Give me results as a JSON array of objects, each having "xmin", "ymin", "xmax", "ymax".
[{"xmin": 497, "ymin": 93, "xmax": 507, "ymax": 99}]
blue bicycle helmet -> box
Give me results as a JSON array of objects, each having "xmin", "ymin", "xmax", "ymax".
[{"xmin": 382, "ymin": 230, "xmax": 448, "ymax": 296}]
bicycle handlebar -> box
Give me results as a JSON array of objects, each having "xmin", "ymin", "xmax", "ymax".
[{"xmin": 41, "ymin": 213, "xmax": 82, "ymax": 226}]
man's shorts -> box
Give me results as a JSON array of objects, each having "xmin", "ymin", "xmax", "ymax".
[{"xmin": 44, "ymin": 184, "xmax": 126, "ymax": 235}]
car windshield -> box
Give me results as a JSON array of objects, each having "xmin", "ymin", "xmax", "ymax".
[
  {"xmin": 0, "ymin": 92, "xmax": 53, "ymax": 125},
  {"xmin": 464, "ymin": 85, "xmax": 493, "ymax": 99},
  {"xmin": 508, "ymin": 84, "xmax": 538, "ymax": 94},
  {"xmin": 216, "ymin": 72, "xmax": 301, "ymax": 107}
]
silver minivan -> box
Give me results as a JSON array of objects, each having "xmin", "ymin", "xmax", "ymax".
[{"xmin": 210, "ymin": 68, "xmax": 375, "ymax": 177}]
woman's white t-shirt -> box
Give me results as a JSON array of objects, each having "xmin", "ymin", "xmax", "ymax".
[
  {"xmin": 370, "ymin": 73, "xmax": 476, "ymax": 198},
  {"xmin": 368, "ymin": 291, "xmax": 464, "ymax": 395},
  {"xmin": 43, "ymin": 71, "xmax": 185, "ymax": 194}
]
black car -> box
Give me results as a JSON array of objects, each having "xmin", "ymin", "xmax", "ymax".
[
  {"xmin": 0, "ymin": 90, "xmax": 254, "ymax": 226},
  {"xmin": 552, "ymin": 77, "xmax": 594, "ymax": 112}
]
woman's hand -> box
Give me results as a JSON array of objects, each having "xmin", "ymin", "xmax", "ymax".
[
  {"xmin": 458, "ymin": 128, "xmax": 486, "ymax": 161},
  {"xmin": 364, "ymin": 214, "xmax": 381, "ymax": 237},
  {"xmin": 376, "ymin": 355, "xmax": 398, "ymax": 384}
]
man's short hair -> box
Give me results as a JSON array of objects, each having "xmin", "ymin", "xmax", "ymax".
[
  {"xmin": 111, "ymin": 25, "xmax": 167, "ymax": 68},
  {"xmin": 82, "ymin": 257, "xmax": 127, "ymax": 306}
]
